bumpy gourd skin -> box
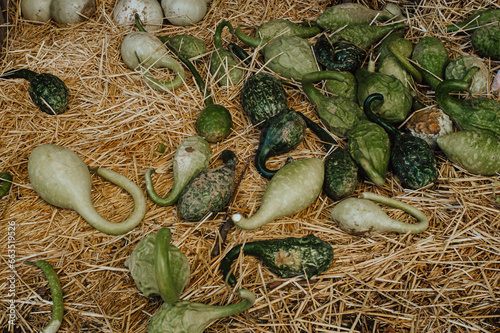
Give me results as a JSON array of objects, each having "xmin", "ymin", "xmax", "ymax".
[
  {"xmin": 314, "ymin": 34, "xmax": 365, "ymax": 72},
  {"xmin": 220, "ymin": 234, "xmax": 334, "ymax": 286},
  {"xmin": 471, "ymin": 24, "xmax": 500, "ymax": 61},
  {"xmin": 324, "ymin": 149, "xmax": 359, "ymax": 200},
  {"xmin": 329, "ymin": 22, "xmax": 406, "ymax": 50},
  {"xmin": 411, "ymin": 36, "xmax": 450, "ymax": 90},
  {"xmin": 177, "ymin": 150, "xmax": 237, "ymax": 222}
]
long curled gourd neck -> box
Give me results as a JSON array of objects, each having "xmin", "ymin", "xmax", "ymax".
[
  {"xmin": 435, "ymin": 67, "xmax": 479, "ymax": 119},
  {"xmin": 363, "ymin": 93, "xmax": 401, "ymax": 137},
  {"xmin": 301, "ymin": 70, "xmax": 350, "ymax": 106}
]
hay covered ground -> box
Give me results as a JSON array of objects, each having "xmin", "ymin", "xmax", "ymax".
[{"xmin": 1, "ymin": 0, "xmax": 499, "ymax": 332}]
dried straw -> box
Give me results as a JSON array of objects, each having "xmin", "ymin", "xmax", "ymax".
[{"xmin": 0, "ymin": 0, "xmax": 499, "ymax": 332}]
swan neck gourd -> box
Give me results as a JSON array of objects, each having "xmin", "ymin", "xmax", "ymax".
[
  {"xmin": 232, "ymin": 158, "xmax": 324, "ymax": 230},
  {"xmin": 331, "ymin": 191, "xmax": 429, "ymax": 236},
  {"xmin": 28, "ymin": 144, "xmax": 146, "ymax": 235}
]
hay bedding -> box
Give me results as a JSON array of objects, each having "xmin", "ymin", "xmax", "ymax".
[{"xmin": 0, "ymin": 0, "xmax": 499, "ymax": 332}]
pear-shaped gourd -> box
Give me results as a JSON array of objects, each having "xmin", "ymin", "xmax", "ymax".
[
  {"xmin": 232, "ymin": 158, "xmax": 324, "ymax": 230},
  {"xmin": 331, "ymin": 192, "xmax": 429, "ymax": 236},
  {"xmin": 145, "ymin": 136, "xmax": 211, "ymax": 206},
  {"xmin": 28, "ymin": 144, "xmax": 146, "ymax": 235}
]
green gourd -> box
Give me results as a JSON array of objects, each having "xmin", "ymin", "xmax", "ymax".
[
  {"xmin": 177, "ymin": 150, "xmax": 237, "ymax": 222},
  {"xmin": 363, "ymin": 94, "xmax": 438, "ymax": 190},
  {"xmin": 220, "ymin": 234, "xmax": 334, "ymax": 286},
  {"xmin": 314, "ymin": 34, "xmax": 365, "ymax": 73},
  {"xmin": 209, "ymin": 21, "xmax": 244, "ymax": 86},
  {"xmin": 325, "ymin": 70, "xmax": 357, "ymax": 102},
  {"xmin": 437, "ymin": 130, "xmax": 500, "ymax": 176},
  {"xmin": 302, "ymin": 70, "xmax": 366, "ymax": 138},
  {"xmin": 317, "ymin": 3, "xmax": 394, "ymax": 31},
  {"xmin": 232, "ymin": 158, "xmax": 324, "ymax": 230},
  {"xmin": 1, "ymin": 68, "xmax": 68, "ymax": 115},
  {"xmin": 411, "ymin": 36, "xmax": 450, "ymax": 90},
  {"xmin": 471, "ymin": 23, "xmax": 500, "ymax": 61},
  {"xmin": 355, "ymin": 68, "xmax": 413, "ymax": 124},
  {"xmin": 445, "ymin": 55, "xmax": 489, "ymax": 94},
  {"xmin": 446, "ymin": 9, "xmax": 500, "ymax": 33},
  {"xmin": 145, "ymin": 136, "xmax": 212, "ymax": 207},
  {"xmin": 28, "ymin": 144, "xmax": 147, "ymax": 235},
  {"xmin": 241, "ymin": 73, "xmax": 288, "ymax": 125},
  {"xmin": 329, "ymin": 22, "xmax": 406, "ymax": 50},
  {"xmin": 435, "ymin": 70, "xmax": 500, "ymax": 136},
  {"xmin": 255, "ymin": 109, "xmax": 306, "ymax": 179}
]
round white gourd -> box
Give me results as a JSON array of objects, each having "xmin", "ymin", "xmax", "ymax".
[
  {"xmin": 21, "ymin": 0, "xmax": 52, "ymax": 22},
  {"xmin": 113, "ymin": 0, "xmax": 164, "ymax": 31},
  {"xmin": 50, "ymin": 0, "xmax": 96, "ymax": 24},
  {"xmin": 161, "ymin": 0, "xmax": 207, "ymax": 26}
]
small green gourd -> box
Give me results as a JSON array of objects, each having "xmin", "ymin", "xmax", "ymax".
[
  {"xmin": 241, "ymin": 73, "xmax": 288, "ymax": 125},
  {"xmin": 411, "ymin": 36, "xmax": 450, "ymax": 90},
  {"xmin": 314, "ymin": 34, "xmax": 365, "ymax": 73},
  {"xmin": 210, "ymin": 21, "xmax": 244, "ymax": 86},
  {"xmin": 329, "ymin": 22, "xmax": 406, "ymax": 50},
  {"xmin": 317, "ymin": 3, "xmax": 394, "ymax": 31},
  {"xmin": 446, "ymin": 9, "xmax": 500, "ymax": 33},
  {"xmin": 437, "ymin": 130, "xmax": 500, "ymax": 176},
  {"xmin": 220, "ymin": 234, "xmax": 334, "ymax": 286},
  {"xmin": 255, "ymin": 109, "xmax": 307, "ymax": 179},
  {"xmin": 145, "ymin": 136, "xmax": 212, "ymax": 207},
  {"xmin": 177, "ymin": 150, "xmax": 237, "ymax": 222},
  {"xmin": 471, "ymin": 23, "xmax": 500, "ymax": 61},
  {"xmin": 302, "ymin": 70, "xmax": 366, "ymax": 138},
  {"xmin": 363, "ymin": 93, "xmax": 438, "ymax": 190},
  {"xmin": 1, "ymin": 68, "xmax": 68, "ymax": 115},
  {"xmin": 324, "ymin": 70, "xmax": 357, "ymax": 102}
]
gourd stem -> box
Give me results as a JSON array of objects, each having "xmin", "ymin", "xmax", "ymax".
[
  {"xmin": 197, "ymin": 289, "xmax": 255, "ymax": 321},
  {"xmin": 228, "ymin": 43, "xmax": 252, "ymax": 66},
  {"xmin": 76, "ymin": 168, "xmax": 147, "ymax": 235},
  {"xmin": 298, "ymin": 112, "xmax": 339, "ymax": 151},
  {"xmin": 435, "ymin": 79, "xmax": 471, "ymax": 121},
  {"xmin": 359, "ymin": 192, "xmax": 429, "ymax": 233},
  {"xmin": 234, "ymin": 27, "xmax": 263, "ymax": 48},
  {"xmin": 134, "ymin": 13, "xmax": 214, "ymax": 106},
  {"xmin": 388, "ymin": 42, "xmax": 423, "ymax": 83},
  {"xmin": 142, "ymin": 72, "xmax": 185, "ymax": 92},
  {"xmin": 255, "ymin": 148, "xmax": 277, "ymax": 179},
  {"xmin": 155, "ymin": 228, "xmax": 180, "ymax": 304},
  {"xmin": 144, "ymin": 168, "xmax": 179, "ymax": 207},
  {"xmin": 1, "ymin": 68, "xmax": 38, "ymax": 81},
  {"xmin": 363, "ymin": 93, "xmax": 401, "ymax": 137},
  {"xmin": 24, "ymin": 260, "xmax": 64, "ymax": 333},
  {"xmin": 214, "ymin": 21, "xmax": 234, "ymax": 50},
  {"xmin": 232, "ymin": 209, "xmax": 275, "ymax": 231},
  {"xmin": 0, "ymin": 172, "xmax": 12, "ymax": 199},
  {"xmin": 357, "ymin": 157, "xmax": 386, "ymax": 186},
  {"xmin": 302, "ymin": 71, "xmax": 349, "ymax": 111}
]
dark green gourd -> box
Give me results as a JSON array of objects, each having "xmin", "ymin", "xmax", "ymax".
[
  {"xmin": 177, "ymin": 150, "xmax": 237, "ymax": 222},
  {"xmin": 364, "ymin": 93, "xmax": 438, "ymax": 190},
  {"xmin": 220, "ymin": 234, "xmax": 334, "ymax": 286},
  {"xmin": 299, "ymin": 113, "xmax": 359, "ymax": 200},
  {"xmin": 314, "ymin": 34, "xmax": 365, "ymax": 72},
  {"xmin": 255, "ymin": 110, "xmax": 307, "ymax": 179},
  {"xmin": 241, "ymin": 73, "xmax": 288, "ymax": 125},
  {"xmin": 1, "ymin": 69, "xmax": 68, "ymax": 115},
  {"xmin": 471, "ymin": 23, "xmax": 500, "ymax": 61}
]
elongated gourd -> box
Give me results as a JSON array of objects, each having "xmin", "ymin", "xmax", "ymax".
[
  {"xmin": 232, "ymin": 158, "xmax": 324, "ymax": 230},
  {"xmin": 145, "ymin": 136, "xmax": 211, "ymax": 206},
  {"xmin": 28, "ymin": 144, "xmax": 147, "ymax": 235},
  {"xmin": 331, "ymin": 192, "xmax": 429, "ymax": 236}
]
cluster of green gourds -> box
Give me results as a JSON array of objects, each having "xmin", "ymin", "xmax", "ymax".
[{"xmin": 3, "ymin": 2, "xmax": 500, "ymax": 332}]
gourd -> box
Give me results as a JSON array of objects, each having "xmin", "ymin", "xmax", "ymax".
[
  {"xmin": 437, "ymin": 130, "xmax": 500, "ymax": 176},
  {"xmin": 324, "ymin": 70, "xmax": 357, "ymax": 102},
  {"xmin": 255, "ymin": 109, "xmax": 306, "ymax": 179},
  {"xmin": 316, "ymin": 3, "xmax": 394, "ymax": 31},
  {"xmin": 363, "ymin": 93, "xmax": 438, "ymax": 190},
  {"xmin": 445, "ymin": 55, "xmax": 489, "ymax": 94},
  {"xmin": 435, "ymin": 70, "xmax": 500, "ymax": 136},
  {"xmin": 299, "ymin": 113, "xmax": 359, "ymax": 201},
  {"xmin": 232, "ymin": 158, "xmax": 324, "ymax": 230},
  {"xmin": 234, "ymin": 19, "xmax": 321, "ymax": 46},
  {"xmin": 314, "ymin": 34, "xmax": 365, "ymax": 73},
  {"xmin": 301, "ymin": 70, "xmax": 365, "ymax": 138},
  {"xmin": 121, "ymin": 31, "xmax": 186, "ymax": 91},
  {"xmin": 135, "ymin": 15, "xmax": 233, "ymax": 143},
  {"xmin": 145, "ymin": 136, "xmax": 211, "ymax": 207},
  {"xmin": 0, "ymin": 172, "xmax": 12, "ymax": 199},
  {"xmin": 161, "ymin": 0, "xmax": 207, "ymax": 26},
  {"xmin": 27, "ymin": 144, "xmax": 147, "ymax": 235},
  {"xmin": 331, "ymin": 192, "xmax": 429, "ymax": 236},
  {"xmin": 347, "ymin": 120, "xmax": 391, "ymax": 186},
  {"xmin": 177, "ymin": 150, "xmax": 237, "ymax": 222},
  {"xmin": 328, "ymin": 22, "xmax": 406, "ymax": 50},
  {"xmin": 446, "ymin": 9, "xmax": 500, "ymax": 33},
  {"xmin": 22, "ymin": 0, "xmax": 96, "ymax": 24},
  {"xmin": 355, "ymin": 68, "xmax": 413, "ymax": 124},
  {"xmin": 405, "ymin": 107, "xmax": 454, "ymax": 150},
  {"xmin": 220, "ymin": 234, "xmax": 334, "ymax": 286},
  {"xmin": 209, "ymin": 21, "xmax": 244, "ymax": 86},
  {"xmin": 0, "ymin": 69, "xmax": 68, "ymax": 115},
  {"xmin": 411, "ymin": 36, "xmax": 450, "ymax": 90},
  {"xmin": 113, "ymin": 0, "xmax": 164, "ymax": 31},
  {"xmin": 471, "ymin": 23, "xmax": 500, "ymax": 61},
  {"xmin": 241, "ymin": 72, "xmax": 288, "ymax": 125}
]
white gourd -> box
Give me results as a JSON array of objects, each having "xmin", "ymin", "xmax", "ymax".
[
  {"xmin": 21, "ymin": 0, "xmax": 96, "ymax": 24},
  {"xmin": 161, "ymin": 0, "xmax": 207, "ymax": 26},
  {"xmin": 113, "ymin": 0, "xmax": 164, "ymax": 31}
]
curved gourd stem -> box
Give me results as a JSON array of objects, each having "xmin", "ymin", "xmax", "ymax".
[
  {"xmin": 298, "ymin": 112, "xmax": 339, "ymax": 150},
  {"xmin": 0, "ymin": 172, "xmax": 12, "ymax": 199},
  {"xmin": 198, "ymin": 289, "xmax": 255, "ymax": 321},
  {"xmin": 214, "ymin": 21, "xmax": 234, "ymax": 50},
  {"xmin": 228, "ymin": 42, "xmax": 252, "ymax": 66},
  {"xmin": 359, "ymin": 192, "xmax": 429, "ymax": 233},
  {"xmin": 232, "ymin": 205, "xmax": 277, "ymax": 231},
  {"xmin": 24, "ymin": 260, "xmax": 64, "ymax": 333},
  {"xmin": 255, "ymin": 147, "xmax": 276, "ymax": 179},
  {"xmin": 144, "ymin": 168, "xmax": 181, "ymax": 206},
  {"xmin": 0, "ymin": 68, "xmax": 37, "ymax": 81},
  {"xmin": 301, "ymin": 70, "xmax": 351, "ymax": 111},
  {"xmin": 155, "ymin": 228, "xmax": 180, "ymax": 304},
  {"xmin": 234, "ymin": 27, "xmax": 262, "ymax": 48},
  {"xmin": 435, "ymin": 71, "xmax": 476, "ymax": 121},
  {"xmin": 363, "ymin": 93, "xmax": 401, "ymax": 137},
  {"xmin": 75, "ymin": 167, "xmax": 147, "ymax": 235},
  {"xmin": 140, "ymin": 56, "xmax": 186, "ymax": 92},
  {"xmin": 388, "ymin": 42, "xmax": 423, "ymax": 83}
]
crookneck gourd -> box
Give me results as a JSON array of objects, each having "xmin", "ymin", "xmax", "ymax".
[
  {"xmin": 364, "ymin": 93, "xmax": 438, "ymax": 190},
  {"xmin": 1, "ymin": 68, "xmax": 69, "ymax": 115},
  {"xmin": 411, "ymin": 36, "xmax": 450, "ymax": 90},
  {"xmin": 255, "ymin": 109, "xmax": 307, "ymax": 179},
  {"xmin": 209, "ymin": 21, "xmax": 244, "ymax": 86},
  {"xmin": 220, "ymin": 234, "xmax": 334, "ymax": 286},
  {"xmin": 177, "ymin": 150, "xmax": 237, "ymax": 222}
]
